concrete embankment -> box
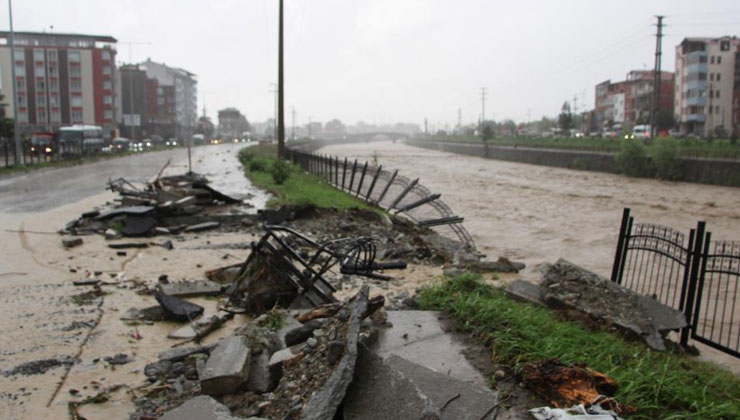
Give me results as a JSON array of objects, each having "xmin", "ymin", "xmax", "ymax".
[{"xmin": 405, "ymin": 139, "xmax": 740, "ymax": 187}]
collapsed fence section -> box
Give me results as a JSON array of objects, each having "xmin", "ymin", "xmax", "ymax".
[
  {"xmin": 612, "ymin": 207, "xmax": 740, "ymax": 359},
  {"xmin": 284, "ymin": 148, "xmax": 475, "ymax": 250}
]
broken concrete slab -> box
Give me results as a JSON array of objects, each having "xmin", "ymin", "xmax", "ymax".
[
  {"xmin": 154, "ymin": 292, "xmax": 204, "ymax": 322},
  {"xmin": 368, "ymin": 310, "xmax": 489, "ymax": 386},
  {"xmin": 160, "ymin": 395, "xmax": 242, "ymax": 420},
  {"xmin": 121, "ymin": 215, "xmax": 157, "ymax": 237},
  {"xmin": 96, "ymin": 205, "xmax": 155, "ymax": 219},
  {"xmin": 201, "ymin": 336, "xmax": 251, "ymax": 396},
  {"xmin": 73, "ymin": 279, "xmax": 101, "ymax": 286},
  {"xmin": 267, "ymin": 343, "xmax": 305, "ymax": 369},
  {"xmin": 185, "ymin": 221, "xmax": 220, "ymax": 233},
  {"xmin": 158, "ymin": 344, "xmax": 213, "ymax": 362},
  {"xmin": 168, "ymin": 325, "xmax": 197, "ymax": 340},
  {"xmin": 246, "ymin": 352, "xmax": 279, "ymax": 393},
  {"xmin": 121, "ymin": 306, "xmax": 166, "ymax": 322},
  {"xmin": 108, "ymin": 242, "xmax": 149, "ymax": 249},
  {"xmin": 160, "ymin": 280, "xmax": 222, "ymax": 297},
  {"xmin": 174, "ymin": 196, "xmax": 197, "ymax": 208},
  {"xmin": 284, "ymin": 319, "xmax": 327, "ymax": 347},
  {"xmin": 540, "ymin": 259, "xmax": 687, "ymax": 351},
  {"xmin": 104, "ymin": 229, "xmax": 122, "ymax": 240},
  {"xmin": 344, "ymin": 348, "xmax": 499, "ymax": 420},
  {"xmin": 505, "ymin": 279, "xmax": 544, "ymax": 306},
  {"xmin": 62, "ymin": 237, "xmax": 83, "ymax": 248}
]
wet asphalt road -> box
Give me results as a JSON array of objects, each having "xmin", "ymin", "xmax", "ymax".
[{"xmin": 0, "ymin": 144, "xmax": 245, "ymax": 213}]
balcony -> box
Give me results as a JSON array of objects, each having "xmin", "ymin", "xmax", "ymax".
[
  {"xmin": 683, "ymin": 114, "xmax": 706, "ymax": 122},
  {"xmin": 685, "ymin": 97, "xmax": 706, "ymax": 106}
]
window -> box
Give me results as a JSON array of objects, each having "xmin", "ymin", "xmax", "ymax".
[
  {"xmin": 101, "ymin": 50, "xmax": 111, "ymax": 60},
  {"xmin": 49, "ymin": 95, "xmax": 59, "ymax": 106},
  {"xmin": 103, "ymin": 95, "xmax": 112, "ymax": 104},
  {"xmin": 68, "ymin": 51, "xmax": 81, "ymax": 62},
  {"xmin": 17, "ymin": 109, "xmax": 27, "ymax": 123},
  {"xmin": 710, "ymin": 73, "xmax": 714, "ymax": 81},
  {"xmin": 700, "ymin": 56, "xmax": 708, "ymax": 63},
  {"xmin": 37, "ymin": 94, "xmax": 46, "ymax": 106},
  {"xmin": 13, "ymin": 48, "xmax": 24, "ymax": 61},
  {"xmin": 37, "ymin": 108, "xmax": 47, "ymax": 122},
  {"xmin": 69, "ymin": 65, "xmax": 81, "ymax": 77},
  {"xmin": 48, "ymin": 65, "xmax": 56, "ymax": 76},
  {"xmin": 71, "ymin": 96, "xmax": 83, "ymax": 107},
  {"xmin": 70, "ymin": 80, "xmax": 82, "ymax": 91},
  {"xmin": 716, "ymin": 106, "xmax": 720, "ymax": 113},
  {"xmin": 35, "ymin": 66, "xmax": 45, "ymax": 77},
  {"xmin": 71, "ymin": 109, "xmax": 83, "ymax": 123},
  {"xmin": 102, "ymin": 65, "xmax": 111, "ymax": 75},
  {"xmin": 47, "ymin": 50, "xmax": 57, "ymax": 61},
  {"xmin": 51, "ymin": 109, "xmax": 61, "ymax": 122},
  {"xmin": 104, "ymin": 109, "xmax": 113, "ymax": 120},
  {"xmin": 16, "ymin": 95, "xmax": 26, "ymax": 106},
  {"xmin": 718, "ymin": 56, "xmax": 722, "ymax": 64},
  {"xmin": 103, "ymin": 80, "xmax": 112, "ymax": 90},
  {"xmin": 36, "ymin": 79, "xmax": 45, "ymax": 91},
  {"xmin": 711, "ymin": 56, "xmax": 715, "ymax": 64},
  {"xmin": 721, "ymin": 41, "xmax": 730, "ymax": 51},
  {"xmin": 49, "ymin": 79, "xmax": 58, "ymax": 91},
  {"xmin": 15, "ymin": 64, "xmax": 25, "ymax": 77},
  {"xmin": 33, "ymin": 50, "xmax": 44, "ymax": 61},
  {"xmin": 699, "ymin": 72, "xmax": 707, "ymax": 80},
  {"xmin": 16, "ymin": 77, "xmax": 25, "ymax": 91},
  {"xmin": 717, "ymin": 73, "xmax": 721, "ymax": 81},
  {"xmin": 716, "ymin": 91, "xmax": 720, "ymax": 99}
]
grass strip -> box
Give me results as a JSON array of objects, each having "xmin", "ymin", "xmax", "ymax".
[
  {"xmin": 237, "ymin": 144, "xmax": 372, "ymax": 210},
  {"xmin": 417, "ymin": 273, "xmax": 740, "ymax": 419}
]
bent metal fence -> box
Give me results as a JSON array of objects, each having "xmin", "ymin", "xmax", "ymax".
[
  {"xmin": 612, "ymin": 207, "xmax": 740, "ymax": 359},
  {"xmin": 284, "ymin": 147, "xmax": 476, "ymax": 251}
]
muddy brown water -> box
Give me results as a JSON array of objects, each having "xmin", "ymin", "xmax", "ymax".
[{"xmin": 319, "ymin": 141, "xmax": 740, "ymax": 372}]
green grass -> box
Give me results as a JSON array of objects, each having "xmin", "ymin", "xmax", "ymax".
[
  {"xmin": 428, "ymin": 135, "xmax": 740, "ymax": 160},
  {"xmin": 238, "ymin": 145, "xmax": 373, "ymax": 210},
  {"xmin": 417, "ymin": 273, "xmax": 740, "ymax": 419}
]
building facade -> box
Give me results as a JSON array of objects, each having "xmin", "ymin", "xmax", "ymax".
[
  {"xmin": 674, "ymin": 36, "xmax": 740, "ymax": 136},
  {"xmin": 0, "ymin": 31, "xmax": 117, "ymax": 137},
  {"xmin": 217, "ymin": 107, "xmax": 249, "ymax": 140},
  {"xmin": 594, "ymin": 70, "xmax": 674, "ymax": 131},
  {"xmin": 137, "ymin": 59, "xmax": 197, "ymax": 141}
]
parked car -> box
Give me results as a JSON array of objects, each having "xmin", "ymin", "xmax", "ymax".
[
  {"xmin": 668, "ymin": 129, "xmax": 685, "ymax": 138},
  {"xmin": 112, "ymin": 137, "xmax": 131, "ymax": 152},
  {"xmin": 631, "ymin": 125, "xmax": 651, "ymax": 140}
]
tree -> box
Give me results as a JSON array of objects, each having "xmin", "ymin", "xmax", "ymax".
[
  {"xmin": 558, "ymin": 101, "xmax": 574, "ymax": 135},
  {"xmin": 655, "ymin": 109, "xmax": 675, "ymax": 131},
  {"xmin": 0, "ymin": 94, "xmax": 13, "ymax": 141},
  {"xmin": 480, "ymin": 121, "xmax": 494, "ymax": 142}
]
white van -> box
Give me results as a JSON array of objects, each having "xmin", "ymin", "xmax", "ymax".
[{"xmin": 631, "ymin": 125, "xmax": 651, "ymax": 139}]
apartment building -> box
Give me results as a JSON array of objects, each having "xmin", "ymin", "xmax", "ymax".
[
  {"xmin": 674, "ymin": 36, "xmax": 740, "ymax": 136},
  {"xmin": 594, "ymin": 70, "xmax": 674, "ymax": 130},
  {"xmin": 217, "ymin": 107, "xmax": 249, "ymax": 140},
  {"xmin": 138, "ymin": 59, "xmax": 197, "ymax": 141},
  {"xmin": 0, "ymin": 31, "xmax": 117, "ymax": 136}
]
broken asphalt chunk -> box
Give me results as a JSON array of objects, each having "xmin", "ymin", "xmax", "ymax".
[
  {"xmin": 62, "ymin": 237, "xmax": 83, "ymax": 248},
  {"xmin": 121, "ymin": 216, "xmax": 157, "ymax": 237},
  {"xmin": 160, "ymin": 280, "xmax": 222, "ymax": 297},
  {"xmin": 154, "ymin": 291, "xmax": 204, "ymax": 322},
  {"xmin": 160, "ymin": 395, "xmax": 243, "ymax": 420},
  {"xmin": 108, "ymin": 242, "xmax": 149, "ymax": 249},
  {"xmin": 185, "ymin": 221, "xmax": 220, "ymax": 233}
]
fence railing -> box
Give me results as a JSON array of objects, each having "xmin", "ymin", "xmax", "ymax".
[
  {"xmin": 284, "ymin": 146, "xmax": 475, "ymax": 250},
  {"xmin": 1, "ymin": 137, "xmax": 94, "ymax": 169},
  {"xmin": 612, "ymin": 208, "xmax": 740, "ymax": 359}
]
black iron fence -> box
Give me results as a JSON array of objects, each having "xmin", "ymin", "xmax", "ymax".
[
  {"xmin": 1, "ymin": 137, "xmax": 91, "ymax": 169},
  {"xmin": 284, "ymin": 147, "xmax": 475, "ymax": 250},
  {"xmin": 612, "ymin": 208, "xmax": 740, "ymax": 359}
]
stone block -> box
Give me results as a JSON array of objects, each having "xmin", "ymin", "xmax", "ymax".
[{"xmin": 201, "ymin": 336, "xmax": 252, "ymax": 396}]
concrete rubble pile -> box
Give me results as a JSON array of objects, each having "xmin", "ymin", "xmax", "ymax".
[{"xmin": 61, "ymin": 171, "xmax": 243, "ymax": 238}]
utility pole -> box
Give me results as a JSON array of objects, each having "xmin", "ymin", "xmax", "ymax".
[
  {"xmin": 276, "ymin": 0, "xmax": 285, "ymax": 158},
  {"xmin": 8, "ymin": 0, "xmax": 20, "ymax": 165},
  {"xmin": 480, "ymin": 88, "xmax": 487, "ymax": 127},
  {"xmin": 651, "ymin": 15, "xmax": 664, "ymax": 138}
]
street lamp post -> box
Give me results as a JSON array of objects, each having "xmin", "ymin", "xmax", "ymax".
[{"xmin": 8, "ymin": 0, "xmax": 21, "ymax": 165}]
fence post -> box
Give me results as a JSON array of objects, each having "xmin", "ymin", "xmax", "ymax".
[
  {"xmin": 348, "ymin": 159, "xmax": 358, "ymax": 192},
  {"xmin": 356, "ymin": 161, "xmax": 368, "ymax": 196},
  {"xmin": 678, "ymin": 228, "xmax": 696, "ymax": 311},
  {"xmin": 341, "ymin": 158, "xmax": 348, "ymax": 190},
  {"xmin": 334, "ymin": 157, "xmax": 339, "ymax": 186},
  {"xmin": 376, "ymin": 169, "xmax": 398, "ymax": 204},
  {"xmin": 681, "ymin": 221, "xmax": 707, "ymax": 347},
  {"xmin": 365, "ymin": 165, "xmax": 382, "ymax": 201},
  {"xmin": 610, "ymin": 208, "xmax": 631, "ymax": 283}
]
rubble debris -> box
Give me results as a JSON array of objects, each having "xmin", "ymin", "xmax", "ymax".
[
  {"xmin": 2, "ymin": 356, "xmax": 79, "ymax": 377},
  {"xmin": 521, "ymin": 358, "xmax": 633, "ymax": 415},
  {"xmin": 155, "ymin": 291, "xmax": 205, "ymax": 322},
  {"xmin": 121, "ymin": 306, "xmax": 166, "ymax": 322},
  {"xmin": 205, "ymin": 264, "xmax": 242, "ymax": 284},
  {"xmin": 160, "ymin": 395, "xmax": 243, "ymax": 420},
  {"xmin": 158, "ymin": 345, "xmax": 214, "ymax": 363},
  {"xmin": 200, "ymin": 336, "xmax": 252, "ymax": 396},
  {"xmin": 540, "ymin": 259, "xmax": 687, "ymax": 351},
  {"xmin": 62, "ymin": 237, "xmax": 83, "ymax": 248},
  {"xmin": 104, "ymin": 228, "xmax": 122, "ymax": 240},
  {"xmin": 185, "ymin": 221, "xmax": 221, "ymax": 233},
  {"xmin": 103, "ymin": 353, "xmax": 133, "ymax": 365},
  {"xmin": 160, "ymin": 280, "xmax": 222, "ymax": 297},
  {"xmin": 73, "ymin": 279, "xmax": 101, "ymax": 286},
  {"xmin": 297, "ymin": 303, "xmax": 343, "ymax": 323},
  {"xmin": 107, "ymin": 242, "xmax": 149, "ymax": 249},
  {"xmin": 505, "ymin": 279, "xmax": 544, "ymax": 306},
  {"xmin": 162, "ymin": 239, "xmax": 175, "ymax": 250},
  {"xmin": 96, "ymin": 205, "xmax": 156, "ymax": 219},
  {"xmin": 284, "ymin": 319, "xmax": 327, "ymax": 347}
]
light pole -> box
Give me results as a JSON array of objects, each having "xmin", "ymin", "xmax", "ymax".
[
  {"xmin": 8, "ymin": 0, "xmax": 21, "ymax": 165},
  {"xmin": 277, "ymin": 0, "xmax": 285, "ymax": 158}
]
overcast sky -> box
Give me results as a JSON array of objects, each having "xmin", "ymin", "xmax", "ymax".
[{"xmin": 5, "ymin": 0, "xmax": 740, "ymax": 127}]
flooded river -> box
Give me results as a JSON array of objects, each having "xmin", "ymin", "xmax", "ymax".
[{"xmin": 319, "ymin": 141, "xmax": 740, "ymax": 280}]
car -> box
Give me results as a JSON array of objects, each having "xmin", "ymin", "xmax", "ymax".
[
  {"xmin": 631, "ymin": 125, "xmax": 651, "ymax": 140},
  {"xmin": 668, "ymin": 129, "xmax": 685, "ymax": 139},
  {"xmin": 112, "ymin": 137, "xmax": 131, "ymax": 152}
]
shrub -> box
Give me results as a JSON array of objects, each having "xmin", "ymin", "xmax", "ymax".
[
  {"xmin": 650, "ymin": 138, "xmax": 682, "ymax": 180},
  {"xmin": 615, "ymin": 140, "xmax": 653, "ymax": 177},
  {"xmin": 270, "ymin": 159, "xmax": 291, "ymax": 185},
  {"xmin": 571, "ymin": 158, "xmax": 587, "ymax": 170},
  {"xmin": 248, "ymin": 158, "xmax": 266, "ymax": 172}
]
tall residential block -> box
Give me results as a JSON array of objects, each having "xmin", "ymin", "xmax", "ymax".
[
  {"xmin": 674, "ymin": 36, "xmax": 740, "ymax": 136},
  {"xmin": 594, "ymin": 70, "xmax": 674, "ymax": 131},
  {"xmin": 138, "ymin": 59, "xmax": 197, "ymax": 141},
  {"xmin": 0, "ymin": 31, "xmax": 117, "ymax": 137}
]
